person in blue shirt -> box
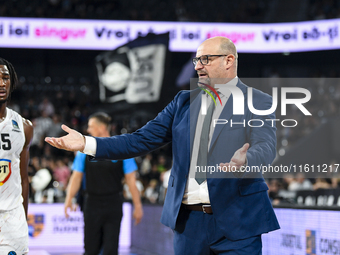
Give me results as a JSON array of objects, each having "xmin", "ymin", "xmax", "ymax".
[{"xmin": 64, "ymin": 112, "xmax": 143, "ymax": 255}]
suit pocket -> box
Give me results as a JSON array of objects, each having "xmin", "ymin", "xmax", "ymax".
[{"xmin": 239, "ymin": 181, "xmax": 268, "ymax": 196}]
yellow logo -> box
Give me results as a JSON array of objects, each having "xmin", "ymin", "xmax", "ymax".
[{"xmin": 0, "ymin": 159, "xmax": 11, "ymax": 186}]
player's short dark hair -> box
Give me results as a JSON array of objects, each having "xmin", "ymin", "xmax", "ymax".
[
  {"xmin": 89, "ymin": 112, "xmax": 112, "ymax": 128},
  {"xmin": 0, "ymin": 57, "xmax": 18, "ymax": 95}
]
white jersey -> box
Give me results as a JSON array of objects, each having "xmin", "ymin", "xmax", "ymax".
[{"xmin": 0, "ymin": 108, "xmax": 25, "ymax": 211}]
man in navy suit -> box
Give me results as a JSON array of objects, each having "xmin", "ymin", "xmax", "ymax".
[{"xmin": 46, "ymin": 36, "xmax": 280, "ymax": 254}]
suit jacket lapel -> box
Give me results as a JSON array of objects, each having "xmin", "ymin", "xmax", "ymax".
[
  {"xmin": 209, "ymin": 80, "xmax": 248, "ymax": 151},
  {"xmin": 189, "ymin": 89, "xmax": 203, "ymax": 158},
  {"xmin": 209, "ymin": 95, "xmax": 234, "ymax": 151}
]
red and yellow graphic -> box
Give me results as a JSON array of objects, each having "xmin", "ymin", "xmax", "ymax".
[
  {"xmin": 0, "ymin": 159, "xmax": 11, "ymax": 186},
  {"xmin": 198, "ymin": 82, "xmax": 222, "ymax": 106}
]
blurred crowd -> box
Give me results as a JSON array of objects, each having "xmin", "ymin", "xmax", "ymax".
[
  {"xmin": 2, "ymin": 0, "xmax": 340, "ymax": 23},
  {"xmin": 259, "ymin": 72, "xmax": 340, "ymax": 155},
  {"xmin": 267, "ymin": 160, "xmax": 340, "ymax": 206},
  {"xmin": 308, "ymin": 0, "xmax": 340, "ymax": 20},
  {"xmin": 1, "ymin": 0, "xmax": 340, "ymax": 22},
  {"xmin": 0, "ymin": 0, "xmax": 270, "ymax": 23},
  {"xmin": 2, "ymin": 0, "xmax": 340, "ymax": 207}
]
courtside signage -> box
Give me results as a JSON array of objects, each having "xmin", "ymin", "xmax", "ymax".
[{"xmin": 0, "ymin": 17, "xmax": 339, "ymax": 52}]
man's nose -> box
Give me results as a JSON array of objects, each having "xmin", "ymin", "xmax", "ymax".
[
  {"xmin": 0, "ymin": 79, "xmax": 5, "ymax": 86},
  {"xmin": 194, "ymin": 61, "xmax": 204, "ymax": 71}
]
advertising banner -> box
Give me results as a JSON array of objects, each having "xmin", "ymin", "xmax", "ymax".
[
  {"xmin": 27, "ymin": 203, "xmax": 131, "ymax": 253},
  {"xmin": 262, "ymin": 208, "xmax": 340, "ymax": 255},
  {"xmin": 0, "ymin": 17, "xmax": 339, "ymax": 52}
]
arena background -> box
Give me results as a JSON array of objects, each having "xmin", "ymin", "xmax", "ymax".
[{"xmin": 1, "ymin": 0, "xmax": 340, "ymax": 254}]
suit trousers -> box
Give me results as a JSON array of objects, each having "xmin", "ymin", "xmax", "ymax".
[
  {"xmin": 83, "ymin": 193, "xmax": 123, "ymax": 255},
  {"xmin": 174, "ymin": 205, "xmax": 262, "ymax": 255}
]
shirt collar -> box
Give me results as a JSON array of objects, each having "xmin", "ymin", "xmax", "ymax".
[{"xmin": 216, "ymin": 76, "xmax": 238, "ymax": 97}]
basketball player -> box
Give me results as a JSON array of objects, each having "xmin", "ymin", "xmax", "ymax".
[{"xmin": 0, "ymin": 58, "xmax": 34, "ymax": 255}]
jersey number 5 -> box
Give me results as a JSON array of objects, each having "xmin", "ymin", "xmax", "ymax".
[{"xmin": 1, "ymin": 134, "xmax": 11, "ymax": 150}]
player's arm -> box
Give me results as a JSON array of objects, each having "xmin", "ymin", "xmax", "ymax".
[
  {"xmin": 20, "ymin": 118, "xmax": 33, "ymax": 219},
  {"xmin": 125, "ymin": 171, "xmax": 143, "ymax": 225},
  {"xmin": 64, "ymin": 152, "xmax": 86, "ymax": 218},
  {"xmin": 64, "ymin": 171, "xmax": 83, "ymax": 218}
]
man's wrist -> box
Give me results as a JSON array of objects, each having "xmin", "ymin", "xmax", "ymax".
[
  {"xmin": 134, "ymin": 202, "xmax": 142, "ymax": 208},
  {"xmin": 82, "ymin": 136, "xmax": 97, "ymax": 156}
]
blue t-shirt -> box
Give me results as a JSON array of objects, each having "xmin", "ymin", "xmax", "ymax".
[{"xmin": 72, "ymin": 152, "xmax": 137, "ymax": 189}]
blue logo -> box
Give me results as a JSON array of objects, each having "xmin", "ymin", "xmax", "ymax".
[
  {"xmin": 11, "ymin": 120, "xmax": 20, "ymax": 132},
  {"xmin": 11, "ymin": 120, "xmax": 19, "ymax": 129},
  {"xmin": 8, "ymin": 251, "xmax": 17, "ymax": 255}
]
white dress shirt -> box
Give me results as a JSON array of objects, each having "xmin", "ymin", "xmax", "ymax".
[
  {"xmin": 83, "ymin": 77, "xmax": 239, "ymax": 205},
  {"xmin": 83, "ymin": 135, "xmax": 97, "ymax": 156},
  {"xmin": 182, "ymin": 77, "xmax": 238, "ymax": 204}
]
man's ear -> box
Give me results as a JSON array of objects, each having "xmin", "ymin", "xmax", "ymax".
[
  {"xmin": 224, "ymin": 54, "xmax": 236, "ymax": 71},
  {"xmin": 225, "ymin": 54, "xmax": 235, "ymax": 69}
]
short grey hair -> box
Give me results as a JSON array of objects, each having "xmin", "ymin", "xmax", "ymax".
[{"xmin": 219, "ymin": 37, "xmax": 238, "ymax": 59}]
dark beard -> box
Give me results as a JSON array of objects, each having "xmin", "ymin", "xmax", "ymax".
[
  {"xmin": 198, "ymin": 77, "xmax": 210, "ymax": 87},
  {"xmin": 0, "ymin": 98, "xmax": 8, "ymax": 105}
]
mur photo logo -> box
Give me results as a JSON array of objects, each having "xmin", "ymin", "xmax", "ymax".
[{"xmin": 198, "ymin": 80, "xmax": 312, "ymax": 128}]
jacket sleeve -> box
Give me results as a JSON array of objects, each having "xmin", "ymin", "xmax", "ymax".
[
  {"xmin": 94, "ymin": 92, "xmax": 183, "ymax": 160},
  {"xmin": 244, "ymin": 90, "xmax": 277, "ymax": 177}
]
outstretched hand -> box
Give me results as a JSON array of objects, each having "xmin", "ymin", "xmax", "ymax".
[
  {"xmin": 219, "ymin": 143, "xmax": 249, "ymax": 171},
  {"xmin": 45, "ymin": 124, "xmax": 85, "ymax": 152}
]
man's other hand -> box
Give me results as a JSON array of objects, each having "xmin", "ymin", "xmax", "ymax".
[{"xmin": 219, "ymin": 143, "xmax": 249, "ymax": 171}]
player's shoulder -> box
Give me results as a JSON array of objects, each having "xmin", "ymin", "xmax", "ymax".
[
  {"xmin": 22, "ymin": 117, "xmax": 33, "ymax": 128},
  {"xmin": 8, "ymin": 108, "xmax": 33, "ymax": 128},
  {"xmin": 20, "ymin": 116, "xmax": 33, "ymax": 140},
  {"xmin": 7, "ymin": 108, "xmax": 34, "ymax": 144},
  {"xmin": 7, "ymin": 108, "xmax": 27, "ymax": 122},
  {"xmin": 23, "ymin": 119, "xmax": 34, "ymax": 144}
]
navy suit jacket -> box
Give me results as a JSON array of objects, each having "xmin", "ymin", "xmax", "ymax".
[{"xmin": 94, "ymin": 80, "xmax": 280, "ymax": 240}]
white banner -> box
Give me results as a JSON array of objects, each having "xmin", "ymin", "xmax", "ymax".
[
  {"xmin": 0, "ymin": 17, "xmax": 339, "ymax": 52},
  {"xmin": 27, "ymin": 203, "xmax": 131, "ymax": 253},
  {"xmin": 263, "ymin": 208, "xmax": 340, "ymax": 255}
]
